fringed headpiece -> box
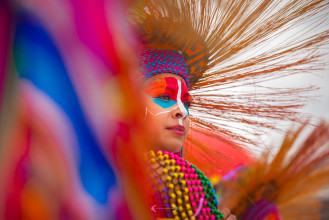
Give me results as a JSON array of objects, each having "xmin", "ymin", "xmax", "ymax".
[
  {"xmin": 131, "ymin": 0, "xmax": 329, "ymax": 175},
  {"xmin": 140, "ymin": 49, "xmax": 190, "ymax": 88}
]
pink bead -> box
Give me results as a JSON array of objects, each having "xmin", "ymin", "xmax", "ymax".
[
  {"xmin": 202, "ymin": 208, "xmax": 206, "ymax": 214},
  {"xmin": 170, "ymin": 155, "xmax": 174, "ymax": 159},
  {"xmin": 211, "ymin": 215, "xmax": 216, "ymax": 220},
  {"xmin": 189, "ymin": 187, "xmax": 193, "ymax": 192},
  {"xmin": 192, "ymin": 202, "xmax": 197, "ymax": 207},
  {"xmin": 176, "ymin": 161, "xmax": 181, "ymax": 165},
  {"xmin": 187, "ymin": 168, "xmax": 191, "ymax": 173},
  {"xmin": 184, "ymin": 174, "xmax": 189, "ymax": 179},
  {"xmin": 203, "ymin": 200, "xmax": 207, "ymax": 206},
  {"xmin": 190, "ymin": 195, "xmax": 195, "ymax": 201},
  {"xmin": 199, "ymin": 186, "xmax": 203, "ymax": 191},
  {"xmin": 181, "ymin": 161, "xmax": 186, "ymax": 166},
  {"xmin": 181, "ymin": 167, "xmax": 186, "ymax": 172},
  {"xmin": 199, "ymin": 216, "xmax": 204, "ymax": 220},
  {"xmin": 189, "ymin": 174, "xmax": 194, "ymax": 179},
  {"xmin": 197, "ymin": 180, "xmax": 201, "ymax": 185},
  {"xmin": 163, "ymin": 151, "xmax": 168, "ymax": 154},
  {"xmin": 187, "ymin": 163, "xmax": 191, "ymax": 168},
  {"xmin": 194, "ymin": 208, "xmax": 199, "ymax": 213},
  {"xmin": 194, "ymin": 174, "xmax": 198, "ymax": 179},
  {"xmin": 205, "ymin": 216, "xmax": 210, "ymax": 220},
  {"xmin": 206, "ymin": 207, "xmax": 211, "ymax": 213},
  {"xmin": 195, "ymin": 194, "xmax": 200, "ymax": 199},
  {"xmin": 191, "ymin": 168, "xmax": 195, "ymax": 173},
  {"xmin": 186, "ymin": 180, "xmax": 191, "ymax": 186},
  {"xmin": 193, "ymin": 187, "xmax": 199, "ymax": 192},
  {"xmin": 201, "ymin": 193, "xmax": 205, "ymax": 198},
  {"xmin": 192, "ymin": 180, "xmax": 196, "ymax": 185}
]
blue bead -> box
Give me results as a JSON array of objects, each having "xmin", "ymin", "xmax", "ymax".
[{"xmin": 163, "ymin": 188, "xmax": 168, "ymax": 192}]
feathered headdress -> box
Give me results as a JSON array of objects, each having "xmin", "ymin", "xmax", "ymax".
[
  {"xmin": 216, "ymin": 121, "xmax": 329, "ymax": 219},
  {"xmin": 130, "ymin": 0, "xmax": 329, "ymax": 175}
]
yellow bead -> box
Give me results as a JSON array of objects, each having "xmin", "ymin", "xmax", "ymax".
[
  {"xmin": 170, "ymin": 193, "xmax": 176, "ymax": 199},
  {"xmin": 172, "ymin": 210, "xmax": 178, "ymax": 216},
  {"xmin": 184, "ymin": 195, "xmax": 189, "ymax": 201},
  {"xmin": 183, "ymin": 187, "xmax": 188, "ymax": 193},
  {"xmin": 168, "ymin": 183, "xmax": 174, "ymax": 189},
  {"xmin": 162, "ymin": 168, "xmax": 168, "ymax": 174},
  {"xmin": 190, "ymin": 217, "xmax": 196, "ymax": 220},
  {"xmin": 186, "ymin": 204, "xmax": 191, "ymax": 210},
  {"xmin": 174, "ymin": 216, "xmax": 180, "ymax": 220},
  {"xmin": 184, "ymin": 218, "xmax": 189, "ymax": 220},
  {"xmin": 176, "ymin": 166, "xmax": 181, "ymax": 171},
  {"xmin": 170, "ymin": 159, "xmax": 176, "ymax": 165},
  {"xmin": 157, "ymin": 151, "xmax": 163, "ymax": 156},
  {"xmin": 158, "ymin": 155, "xmax": 164, "ymax": 161},
  {"xmin": 150, "ymin": 158, "xmax": 156, "ymax": 163},
  {"xmin": 171, "ymin": 203, "xmax": 177, "ymax": 209},
  {"xmin": 164, "ymin": 160, "xmax": 170, "ymax": 165},
  {"xmin": 172, "ymin": 173, "xmax": 178, "ymax": 178},
  {"xmin": 179, "ymin": 173, "xmax": 184, "ymax": 178},
  {"xmin": 188, "ymin": 210, "xmax": 194, "ymax": 216},
  {"xmin": 164, "ymin": 154, "xmax": 169, "ymax": 159},
  {"xmin": 169, "ymin": 166, "xmax": 175, "ymax": 172},
  {"xmin": 181, "ymin": 212, "xmax": 187, "ymax": 218},
  {"xmin": 177, "ymin": 199, "xmax": 183, "ymax": 205},
  {"xmin": 176, "ymin": 190, "xmax": 182, "ymax": 197},
  {"xmin": 178, "ymin": 205, "xmax": 184, "ymax": 212},
  {"xmin": 166, "ymin": 176, "xmax": 172, "ymax": 182},
  {"xmin": 149, "ymin": 151, "xmax": 155, "ymax": 157}
]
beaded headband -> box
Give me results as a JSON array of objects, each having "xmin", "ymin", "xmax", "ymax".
[{"xmin": 140, "ymin": 49, "xmax": 190, "ymax": 89}]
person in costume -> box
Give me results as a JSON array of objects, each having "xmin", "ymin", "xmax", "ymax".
[
  {"xmin": 140, "ymin": 49, "xmax": 236, "ymax": 219},
  {"xmin": 131, "ymin": 0, "xmax": 329, "ymax": 219}
]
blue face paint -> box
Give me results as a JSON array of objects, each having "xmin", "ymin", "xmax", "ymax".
[
  {"xmin": 151, "ymin": 97, "xmax": 176, "ymax": 108},
  {"xmin": 149, "ymin": 96, "xmax": 190, "ymax": 116}
]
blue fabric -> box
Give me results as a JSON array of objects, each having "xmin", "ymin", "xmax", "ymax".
[{"xmin": 14, "ymin": 13, "xmax": 116, "ymax": 204}]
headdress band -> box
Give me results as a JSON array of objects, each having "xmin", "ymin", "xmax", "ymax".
[{"xmin": 139, "ymin": 49, "xmax": 190, "ymax": 89}]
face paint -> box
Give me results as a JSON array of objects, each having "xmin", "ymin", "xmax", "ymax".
[
  {"xmin": 176, "ymin": 79, "xmax": 188, "ymax": 125},
  {"xmin": 143, "ymin": 76, "xmax": 191, "ymax": 121}
]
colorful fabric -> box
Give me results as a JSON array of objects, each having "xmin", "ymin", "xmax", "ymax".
[{"xmin": 140, "ymin": 49, "xmax": 190, "ymax": 89}]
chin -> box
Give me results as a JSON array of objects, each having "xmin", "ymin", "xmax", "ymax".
[{"xmin": 161, "ymin": 142, "xmax": 182, "ymax": 153}]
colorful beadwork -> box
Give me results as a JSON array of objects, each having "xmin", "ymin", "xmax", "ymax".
[
  {"xmin": 140, "ymin": 49, "xmax": 190, "ymax": 89},
  {"xmin": 147, "ymin": 150, "xmax": 224, "ymax": 220}
]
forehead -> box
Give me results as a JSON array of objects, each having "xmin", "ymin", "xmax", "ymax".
[{"xmin": 144, "ymin": 73, "xmax": 188, "ymax": 89}]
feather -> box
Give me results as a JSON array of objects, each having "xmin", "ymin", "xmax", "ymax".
[
  {"xmin": 216, "ymin": 121, "xmax": 329, "ymax": 219},
  {"xmin": 130, "ymin": 0, "xmax": 329, "ymax": 174}
]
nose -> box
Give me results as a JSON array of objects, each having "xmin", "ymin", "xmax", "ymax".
[{"xmin": 172, "ymin": 105, "xmax": 184, "ymax": 119}]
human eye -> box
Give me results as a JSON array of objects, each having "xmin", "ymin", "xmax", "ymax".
[
  {"xmin": 156, "ymin": 94, "xmax": 171, "ymax": 101},
  {"xmin": 183, "ymin": 101, "xmax": 191, "ymax": 108}
]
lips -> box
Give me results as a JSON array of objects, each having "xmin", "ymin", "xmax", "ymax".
[{"xmin": 166, "ymin": 125, "xmax": 185, "ymax": 136}]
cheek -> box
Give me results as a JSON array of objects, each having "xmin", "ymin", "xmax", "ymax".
[{"xmin": 184, "ymin": 117, "xmax": 190, "ymax": 132}]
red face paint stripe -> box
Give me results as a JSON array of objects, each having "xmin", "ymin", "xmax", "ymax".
[{"xmin": 144, "ymin": 76, "xmax": 191, "ymax": 102}]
